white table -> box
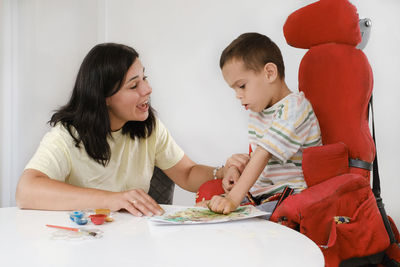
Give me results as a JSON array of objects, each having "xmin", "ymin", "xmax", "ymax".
[{"xmin": 0, "ymin": 205, "xmax": 324, "ymax": 267}]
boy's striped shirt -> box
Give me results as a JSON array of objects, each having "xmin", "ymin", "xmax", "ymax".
[{"xmin": 248, "ymin": 91, "xmax": 321, "ymax": 196}]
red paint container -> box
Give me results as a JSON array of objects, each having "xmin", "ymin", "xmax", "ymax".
[{"xmin": 89, "ymin": 214, "xmax": 107, "ymax": 225}]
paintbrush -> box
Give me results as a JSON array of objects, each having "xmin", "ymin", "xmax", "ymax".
[{"xmin": 46, "ymin": 224, "xmax": 100, "ymax": 237}]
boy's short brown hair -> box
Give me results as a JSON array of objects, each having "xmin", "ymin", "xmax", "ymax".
[{"xmin": 220, "ymin": 32, "xmax": 285, "ymax": 79}]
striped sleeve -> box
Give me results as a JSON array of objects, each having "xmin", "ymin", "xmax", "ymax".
[{"xmin": 258, "ymin": 95, "xmax": 321, "ymax": 163}]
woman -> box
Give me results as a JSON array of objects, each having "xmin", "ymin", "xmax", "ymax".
[{"xmin": 15, "ymin": 43, "xmax": 244, "ymax": 217}]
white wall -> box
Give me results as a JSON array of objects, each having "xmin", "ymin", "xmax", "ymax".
[
  {"xmin": 1, "ymin": 0, "xmax": 399, "ymax": 225},
  {"xmin": 0, "ymin": 0, "xmax": 17, "ymax": 207}
]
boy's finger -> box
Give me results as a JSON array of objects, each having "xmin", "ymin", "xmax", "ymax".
[
  {"xmin": 223, "ymin": 206, "xmax": 231, "ymax": 215},
  {"xmin": 216, "ymin": 201, "xmax": 227, "ymax": 214}
]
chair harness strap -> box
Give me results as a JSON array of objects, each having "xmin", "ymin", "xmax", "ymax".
[
  {"xmin": 370, "ymin": 95, "xmax": 397, "ymax": 244},
  {"xmin": 349, "ymin": 158, "xmax": 372, "ymax": 170}
]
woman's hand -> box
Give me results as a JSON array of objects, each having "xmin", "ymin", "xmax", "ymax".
[
  {"xmin": 207, "ymin": 195, "xmax": 238, "ymax": 215},
  {"xmin": 107, "ymin": 189, "xmax": 164, "ymax": 217},
  {"xmin": 225, "ymin": 153, "xmax": 250, "ymax": 173},
  {"xmin": 222, "ymin": 166, "xmax": 240, "ymax": 193}
]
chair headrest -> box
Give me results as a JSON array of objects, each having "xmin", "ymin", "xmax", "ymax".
[{"xmin": 283, "ymin": 0, "xmax": 361, "ymax": 49}]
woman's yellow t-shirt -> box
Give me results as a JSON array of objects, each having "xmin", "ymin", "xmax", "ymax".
[{"xmin": 25, "ymin": 118, "xmax": 184, "ymax": 192}]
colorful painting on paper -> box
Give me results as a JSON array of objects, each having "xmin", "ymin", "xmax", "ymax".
[{"xmin": 150, "ymin": 205, "xmax": 269, "ymax": 224}]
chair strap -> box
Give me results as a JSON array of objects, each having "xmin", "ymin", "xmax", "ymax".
[
  {"xmin": 370, "ymin": 96, "xmax": 381, "ymax": 197},
  {"xmin": 349, "ymin": 158, "xmax": 372, "ymax": 170},
  {"xmin": 369, "ymin": 95, "xmax": 397, "ymax": 244}
]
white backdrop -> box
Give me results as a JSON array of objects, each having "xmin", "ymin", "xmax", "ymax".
[{"xmin": 1, "ymin": 0, "xmax": 399, "ymax": 225}]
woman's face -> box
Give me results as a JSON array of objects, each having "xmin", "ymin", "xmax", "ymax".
[{"xmin": 106, "ymin": 59, "xmax": 152, "ymax": 131}]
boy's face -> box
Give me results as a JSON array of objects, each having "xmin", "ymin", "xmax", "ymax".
[{"xmin": 221, "ymin": 59, "xmax": 279, "ymax": 112}]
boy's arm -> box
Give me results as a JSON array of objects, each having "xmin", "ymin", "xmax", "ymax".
[
  {"xmin": 208, "ymin": 146, "xmax": 271, "ymax": 214},
  {"xmin": 222, "ymin": 153, "xmax": 251, "ymax": 192},
  {"xmin": 228, "ymin": 146, "xmax": 271, "ymax": 205}
]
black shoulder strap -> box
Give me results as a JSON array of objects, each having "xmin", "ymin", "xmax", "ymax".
[
  {"xmin": 369, "ymin": 95, "xmax": 397, "ymax": 244},
  {"xmin": 370, "ymin": 95, "xmax": 381, "ymax": 197}
]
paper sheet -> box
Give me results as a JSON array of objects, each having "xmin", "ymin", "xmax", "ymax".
[{"xmin": 149, "ymin": 205, "xmax": 269, "ymax": 225}]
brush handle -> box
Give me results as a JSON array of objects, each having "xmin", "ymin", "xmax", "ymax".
[{"xmin": 46, "ymin": 224, "xmax": 79, "ymax": 232}]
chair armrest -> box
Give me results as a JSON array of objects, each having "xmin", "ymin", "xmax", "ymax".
[{"xmin": 302, "ymin": 142, "xmax": 349, "ymax": 187}]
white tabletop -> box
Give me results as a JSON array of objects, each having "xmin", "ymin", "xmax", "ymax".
[{"xmin": 0, "ymin": 205, "xmax": 324, "ymax": 267}]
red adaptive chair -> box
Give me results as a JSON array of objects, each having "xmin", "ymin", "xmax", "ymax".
[
  {"xmin": 269, "ymin": 0, "xmax": 400, "ymax": 266},
  {"xmin": 196, "ymin": 0, "xmax": 400, "ymax": 266}
]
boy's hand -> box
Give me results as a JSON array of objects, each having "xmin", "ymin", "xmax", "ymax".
[
  {"xmin": 222, "ymin": 166, "xmax": 240, "ymax": 193},
  {"xmin": 225, "ymin": 153, "xmax": 250, "ymax": 173},
  {"xmin": 208, "ymin": 195, "xmax": 238, "ymax": 214}
]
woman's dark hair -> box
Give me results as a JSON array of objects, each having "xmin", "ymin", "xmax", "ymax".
[
  {"xmin": 50, "ymin": 43, "xmax": 156, "ymax": 166},
  {"xmin": 220, "ymin": 32, "xmax": 285, "ymax": 79}
]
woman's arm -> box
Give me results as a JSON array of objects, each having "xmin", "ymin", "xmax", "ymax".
[
  {"xmin": 162, "ymin": 155, "xmax": 218, "ymax": 192},
  {"xmin": 164, "ymin": 153, "xmax": 250, "ymax": 193},
  {"xmin": 16, "ymin": 169, "xmax": 163, "ymax": 217}
]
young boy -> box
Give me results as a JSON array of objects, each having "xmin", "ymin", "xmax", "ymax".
[{"xmin": 208, "ymin": 32, "xmax": 321, "ymax": 215}]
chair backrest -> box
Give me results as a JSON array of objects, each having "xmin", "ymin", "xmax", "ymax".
[
  {"xmin": 283, "ymin": 0, "xmax": 375, "ymax": 178},
  {"xmin": 148, "ymin": 167, "xmax": 175, "ymax": 204}
]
